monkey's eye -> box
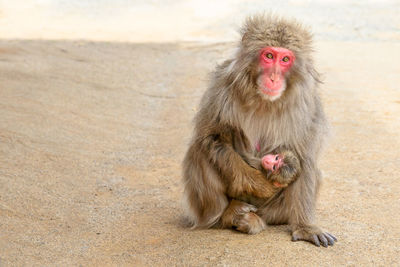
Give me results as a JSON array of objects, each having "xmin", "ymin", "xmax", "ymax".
[
  {"xmin": 265, "ymin": 53, "xmax": 273, "ymax": 59},
  {"xmin": 275, "ymin": 156, "xmax": 279, "ymax": 161},
  {"xmin": 273, "ymin": 165, "xmax": 276, "ymax": 171},
  {"xmin": 282, "ymin": 56, "xmax": 290, "ymax": 62}
]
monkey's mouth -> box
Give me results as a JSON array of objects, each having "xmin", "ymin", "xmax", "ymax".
[
  {"xmin": 257, "ymin": 76, "xmax": 285, "ymax": 100},
  {"xmin": 260, "ymin": 77, "xmax": 284, "ymax": 96},
  {"xmin": 261, "ymin": 86, "xmax": 281, "ymax": 96}
]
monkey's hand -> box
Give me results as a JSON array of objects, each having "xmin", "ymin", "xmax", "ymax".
[
  {"xmin": 227, "ymin": 168, "xmax": 283, "ymax": 199},
  {"xmin": 292, "ymin": 224, "xmax": 337, "ymax": 247},
  {"xmin": 262, "ymin": 150, "xmax": 300, "ymax": 188}
]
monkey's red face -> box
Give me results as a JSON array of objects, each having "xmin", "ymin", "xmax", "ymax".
[{"xmin": 258, "ymin": 47, "xmax": 295, "ymax": 101}]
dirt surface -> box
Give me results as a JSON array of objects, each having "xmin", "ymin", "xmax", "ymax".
[{"xmin": 0, "ymin": 39, "xmax": 400, "ymax": 266}]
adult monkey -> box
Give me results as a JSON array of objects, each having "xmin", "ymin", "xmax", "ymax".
[{"xmin": 182, "ymin": 14, "xmax": 337, "ymax": 247}]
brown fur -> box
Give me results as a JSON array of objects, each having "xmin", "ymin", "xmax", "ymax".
[{"xmin": 182, "ymin": 14, "xmax": 336, "ymax": 247}]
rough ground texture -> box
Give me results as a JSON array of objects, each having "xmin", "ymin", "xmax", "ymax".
[{"xmin": 0, "ymin": 39, "xmax": 400, "ymax": 266}]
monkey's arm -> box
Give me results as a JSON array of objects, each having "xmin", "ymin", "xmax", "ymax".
[
  {"xmin": 199, "ymin": 126, "xmax": 280, "ymax": 199},
  {"xmin": 288, "ymin": 156, "xmax": 337, "ymax": 247},
  {"xmin": 287, "ymin": 142, "xmax": 337, "ymax": 247}
]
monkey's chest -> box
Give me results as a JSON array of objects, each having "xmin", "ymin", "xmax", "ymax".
[{"xmin": 241, "ymin": 115, "xmax": 295, "ymax": 154}]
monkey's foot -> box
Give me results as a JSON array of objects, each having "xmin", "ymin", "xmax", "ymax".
[
  {"xmin": 234, "ymin": 212, "xmax": 266, "ymax": 235},
  {"xmin": 291, "ymin": 225, "xmax": 337, "ymax": 247},
  {"xmin": 221, "ymin": 200, "xmax": 256, "ymax": 226},
  {"xmin": 221, "ymin": 200, "xmax": 265, "ymax": 234}
]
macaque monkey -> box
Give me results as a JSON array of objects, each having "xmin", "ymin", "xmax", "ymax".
[{"xmin": 182, "ymin": 14, "xmax": 337, "ymax": 247}]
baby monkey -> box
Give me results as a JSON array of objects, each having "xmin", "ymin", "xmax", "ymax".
[
  {"xmin": 236, "ymin": 136, "xmax": 301, "ymax": 190},
  {"xmin": 241, "ymin": 149, "xmax": 300, "ymax": 197},
  {"xmin": 260, "ymin": 151, "xmax": 300, "ymax": 188}
]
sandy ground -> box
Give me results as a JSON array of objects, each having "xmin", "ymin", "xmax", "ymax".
[{"xmin": 0, "ymin": 38, "xmax": 400, "ymax": 266}]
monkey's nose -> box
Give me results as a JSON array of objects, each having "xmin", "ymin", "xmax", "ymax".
[{"xmin": 270, "ymin": 73, "xmax": 280, "ymax": 82}]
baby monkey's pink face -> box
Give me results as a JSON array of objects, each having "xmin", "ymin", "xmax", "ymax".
[
  {"xmin": 258, "ymin": 46, "xmax": 295, "ymax": 101},
  {"xmin": 262, "ymin": 154, "xmax": 284, "ymax": 172}
]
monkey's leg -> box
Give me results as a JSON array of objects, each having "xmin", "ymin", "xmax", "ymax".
[
  {"xmin": 258, "ymin": 165, "xmax": 337, "ymax": 247},
  {"xmin": 289, "ymin": 166, "xmax": 337, "ymax": 247},
  {"xmin": 220, "ymin": 199, "xmax": 266, "ymax": 235},
  {"xmin": 183, "ymin": 145, "xmax": 229, "ymax": 229}
]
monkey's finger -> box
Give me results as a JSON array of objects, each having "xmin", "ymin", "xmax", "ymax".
[
  {"xmin": 326, "ymin": 232, "xmax": 337, "ymax": 242},
  {"xmin": 291, "ymin": 232, "xmax": 301, "ymax": 242},
  {"xmin": 247, "ymin": 206, "xmax": 258, "ymax": 213},
  {"xmin": 292, "ymin": 231, "xmax": 322, "ymax": 247},
  {"xmin": 311, "ymin": 234, "xmax": 320, "ymax": 247},
  {"xmin": 325, "ymin": 233, "xmax": 335, "ymax": 246},
  {"xmin": 241, "ymin": 204, "xmax": 257, "ymax": 213},
  {"xmin": 317, "ymin": 233, "xmax": 328, "ymax": 247}
]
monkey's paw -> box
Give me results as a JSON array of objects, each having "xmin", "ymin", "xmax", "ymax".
[
  {"xmin": 236, "ymin": 201, "xmax": 258, "ymax": 214},
  {"xmin": 234, "ymin": 212, "xmax": 266, "ymax": 235},
  {"xmin": 291, "ymin": 225, "xmax": 337, "ymax": 247}
]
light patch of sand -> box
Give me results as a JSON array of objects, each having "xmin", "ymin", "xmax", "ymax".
[{"xmin": 0, "ymin": 39, "xmax": 399, "ymax": 265}]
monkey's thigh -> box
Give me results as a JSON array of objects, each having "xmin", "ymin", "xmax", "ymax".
[
  {"xmin": 184, "ymin": 160, "xmax": 230, "ymax": 228},
  {"xmin": 221, "ymin": 199, "xmax": 266, "ymax": 235},
  {"xmin": 257, "ymin": 193, "xmax": 290, "ymax": 225}
]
